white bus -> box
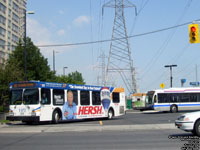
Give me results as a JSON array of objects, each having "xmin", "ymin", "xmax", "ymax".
[
  {"xmin": 145, "ymin": 88, "xmax": 200, "ymax": 113},
  {"xmin": 6, "ymin": 81, "xmax": 126, "ymax": 124}
]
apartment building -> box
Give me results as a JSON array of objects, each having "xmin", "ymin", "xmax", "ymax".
[{"xmin": 0, "ymin": 0, "xmax": 27, "ymax": 64}]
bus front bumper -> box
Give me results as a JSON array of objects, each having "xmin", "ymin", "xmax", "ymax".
[{"xmin": 6, "ymin": 116, "xmax": 40, "ymax": 122}]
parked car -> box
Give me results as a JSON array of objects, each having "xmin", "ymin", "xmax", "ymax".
[{"xmin": 175, "ymin": 111, "xmax": 200, "ymax": 136}]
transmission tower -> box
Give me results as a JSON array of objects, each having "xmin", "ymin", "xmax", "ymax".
[{"xmin": 103, "ymin": 0, "xmax": 138, "ymax": 94}]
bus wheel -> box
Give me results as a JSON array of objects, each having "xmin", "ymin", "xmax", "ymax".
[
  {"xmin": 170, "ymin": 105, "xmax": 178, "ymax": 113},
  {"xmin": 108, "ymin": 109, "xmax": 114, "ymax": 120},
  {"xmin": 194, "ymin": 120, "xmax": 200, "ymax": 136},
  {"xmin": 52, "ymin": 111, "xmax": 60, "ymax": 124}
]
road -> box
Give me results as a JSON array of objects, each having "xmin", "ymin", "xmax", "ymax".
[
  {"xmin": 0, "ymin": 110, "xmax": 199, "ymax": 150},
  {"xmin": 0, "ymin": 129, "xmax": 196, "ymax": 150},
  {"xmin": 0, "ymin": 110, "xmax": 195, "ymax": 133}
]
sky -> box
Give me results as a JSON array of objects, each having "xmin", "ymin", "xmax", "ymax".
[{"xmin": 26, "ymin": 0, "xmax": 200, "ymax": 94}]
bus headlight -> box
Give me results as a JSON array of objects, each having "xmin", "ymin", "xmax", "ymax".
[
  {"xmin": 31, "ymin": 111, "xmax": 36, "ymax": 116},
  {"xmin": 9, "ymin": 110, "xmax": 14, "ymax": 116}
]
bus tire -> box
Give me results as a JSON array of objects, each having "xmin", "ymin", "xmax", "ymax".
[
  {"xmin": 170, "ymin": 105, "xmax": 178, "ymax": 113},
  {"xmin": 52, "ymin": 110, "xmax": 61, "ymax": 124},
  {"xmin": 108, "ymin": 109, "xmax": 114, "ymax": 120},
  {"xmin": 194, "ymin": 120, "xmax": 200, "ymax": 136}
]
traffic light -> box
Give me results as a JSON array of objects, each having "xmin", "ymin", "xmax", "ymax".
[{"xmin": 189, "ymin": 24, "xmax": 199, "ymax": 44}]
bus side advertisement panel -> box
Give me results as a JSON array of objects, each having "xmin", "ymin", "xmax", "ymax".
[{"xmin": 77, "ymin": 106, "xmax": 105, "ymax": 119}]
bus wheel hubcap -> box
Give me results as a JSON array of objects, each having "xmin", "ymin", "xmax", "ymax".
[
  {"xmin": 109, "ymin": 111, "xmax": 112, "ymax": 118},
  {"xmin": 55, "ymin": 113, "xmax": 59, "ymax": 121}
]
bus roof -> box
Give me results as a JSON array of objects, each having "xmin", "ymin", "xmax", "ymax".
[
  {"xmin": 9, "ymin": 81, "xmax": 124, "ymax": 92},
  {"xmin": 150, "ymin": 87, "xmax": 200, "ymax": 94},
  {"xmin": 132, "ymin": 93, "xmax": 146, "ymax": 96}
]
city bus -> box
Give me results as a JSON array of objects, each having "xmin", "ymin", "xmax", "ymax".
[
  {"xmin": 6, "ymin": 81, "xmax": 126, "ymax": 124},
  {"xmin": 145, "ymin": 88, "xmax": 200, "ymax": 113},
  {"xmin": 132, "ymin": 93, "xmax": 146, "ymax": 110}
]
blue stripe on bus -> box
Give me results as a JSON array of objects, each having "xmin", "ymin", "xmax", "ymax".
[
  {"xmin": 153, "ymin": 103, "xmax": 200, "ymax": 108},
  {"xmin": 33, "ymin": 107, "xmax": 41, "ymax": 111}
]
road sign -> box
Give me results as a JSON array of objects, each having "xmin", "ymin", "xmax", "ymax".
[
  {"xmin": 160, "ymin": 83, "xmax": 165, "ymax": 89},
  {"xmin": 190, "ymin": 82, "xmax": 200, "ymax": 86},
  {"xmin": 181, "ymin": 79, "xmax": 186, "ymax": 84}
]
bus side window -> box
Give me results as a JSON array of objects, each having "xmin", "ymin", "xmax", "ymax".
[
  {"xmin": 53, "ymin": 89, "xmax": 64, "ymax": 105},
  {"xmin": 181, "ymin": 94, "xmax": 190, "ymax": 102},
  {"xmin": 80, "ymin": 91, "xmax": 90, "ymax": 105},
  {"xmin": 113, "ymin": 92, "xmax": 120, "ymax": 103},
  {"xmin": 197, "ymin": 94, "xmax": 200, "ymax": 102},
  {"xmin": 158, "ymin": 94, "xmax": 163, "ymax": 103},
  {"xmin": 190, "ymin": 94, "xmax": 197, "ymax": 102},
  {"xmin": 92, "ymin": 91, "xmax": 101, "ymax": 105},
  {"xmin": 41, "ymin": 88, "xmax": 51, "ymax": 105}
]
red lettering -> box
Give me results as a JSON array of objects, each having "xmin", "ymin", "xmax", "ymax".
[
  {"xmin": 78, "ymin": 106, "xmax": 103, "ymax": 115},
  {"xmin": 78, "ymin": 106, "xmax": 85, "ymax": 115},
  {"xmin": 97, "ymin": 106, "xmax": 102, "ymax": 114},
  {"xmin": 88, "ymin": 106, "xmax": 93, "ymax": 114},
  {"xmin": 85, "ymin": 106, "xmax": 89, "ymax": 114}
]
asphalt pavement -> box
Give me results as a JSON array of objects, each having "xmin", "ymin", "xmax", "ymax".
[
  {"xmin": 0, "ymin": 129, "xmax": 195, "ymax": 150},
  {"xmin": 1, "ymin": 110, "xmax": 199, "ymax": 150},
  {"xmin": 0, "ymin": 109, "xmax": 195, "ymax": 133}
]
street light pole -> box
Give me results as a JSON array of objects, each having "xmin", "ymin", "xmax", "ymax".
[
  {"xmin": 63, "ymin": 67, "xmax": 68, "ymax": 76},
  {"xmin": 53, "ymin": 50, "xmax": 59, "ymax": 73},
  {"xmin": 24, "ymin": 10, "xmax": 34, "ymax": 81},
  {"xmin": 164, "ymin": 64, "xmax": 177, "ymax": 88}
]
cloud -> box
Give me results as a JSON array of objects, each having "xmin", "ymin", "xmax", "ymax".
[
  {"xmin": 27, "ymin": 17, "xmax": 51, "ymax": 44},
  {"xmin": 73, "ymin": 16, "xmax": 90, "ymax": 27},
  {"xmin": 27, "ymin": 18, "xmax": 71, "ymax": 57},
  {"xmin": 57, "ymin": 29, "xmax": 65, "ymax": 36},
  {"xmin": 58, "ymin": 10, "xmax": 64, "ymax": 15}
]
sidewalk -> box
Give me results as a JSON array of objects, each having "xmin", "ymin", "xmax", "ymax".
[{"xmin": 0, "ymin": 123, "xmax": 176, "ymax": 133}]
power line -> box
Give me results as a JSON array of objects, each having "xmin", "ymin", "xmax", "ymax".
[
  {"xmin": 1, "ymin": 19, "xmax": 199, "ymax": 48},
  {"xmin": 36, "ymin": 19, "xmax": 198, "ymax": 48},
  {"xmin": 140, "ymin": 0, "xmax": 193, "ymax": 78}
]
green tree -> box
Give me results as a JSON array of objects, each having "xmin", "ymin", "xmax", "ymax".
[
  {"xmin": 7, "ymin": 38, "xmax": 55, "ymax": 81},
  {"xmin": 55, "ymin": 71, "xmax": 85, "ymax": 85},
  {"xmin": 0, "ymin": 37, "xmax": 56, "ymax": 112}
]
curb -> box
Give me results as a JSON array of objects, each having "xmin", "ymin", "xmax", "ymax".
[{"xmin": 0, "ymin": 123, "xmax": 176, "ymax": 133}]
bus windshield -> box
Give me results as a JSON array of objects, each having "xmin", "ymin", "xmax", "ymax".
[
  {"xmin": 23, "ymin": 89, "xmax": 39, "ymax": 105},
  {"xmin": 146, "ymin": 91, "xmax": 155, "ymax": 105},
  {"xmin": 10, "ymin": 89, "xmax": 39, "ymax": 105},
  {"xmin": 10, "ymin": 90, "xmax": 23, "ymax": 105}
]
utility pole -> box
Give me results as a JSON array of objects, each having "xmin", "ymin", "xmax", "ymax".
[
  {"xmin": 53, "ymin": 50, "xmax": 55, "ymax": 72},
  {"xmin": 23, "ymin": 10, "xmax": 34, "ymax": 80},
  {"xmin": 195, "ymin": 64, "xmax": 198, "ymax": 83},
  {"xmin": 165, "ymin": 65, "xmax": 177, "ymax": 88},
  {"xmin": 63, "ymin": 67, "xmax": 68, "ymax": 76},
  {"xmin": 103, "ymin": 0, "xmax": 138, "ymax": 94}
]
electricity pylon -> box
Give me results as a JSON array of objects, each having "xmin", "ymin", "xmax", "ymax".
[{"xmin": 103, "ymin": 0, "xmax": 138, "ymax": 94}]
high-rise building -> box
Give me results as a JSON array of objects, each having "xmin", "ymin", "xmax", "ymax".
[{"xmin": 0, "ymin": 0, "xmax": 27, "ymax": 64}]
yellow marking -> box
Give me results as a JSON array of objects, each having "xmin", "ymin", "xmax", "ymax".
[{"xmin": 99, "ymin": 120, "xmax": 103, "ymax": 126}]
